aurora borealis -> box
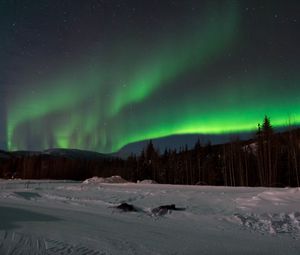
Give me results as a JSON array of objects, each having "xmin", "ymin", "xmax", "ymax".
[{"xmin": 1, "ymin": 0, "xmax": 300, "ymax": 153}]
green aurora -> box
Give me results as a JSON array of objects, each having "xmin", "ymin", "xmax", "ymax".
[{"xmin": 4, "ymin": 1, "xmax": 300, "ymax": 153}]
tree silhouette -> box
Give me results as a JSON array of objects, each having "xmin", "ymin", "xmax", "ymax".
[
  {"xmin": 256, "ymin": 115, "xmax": 278, "ymax": 186},
  {"xmin": 262, "ymin": 115, "xmax": 273, "ymax": 137}
]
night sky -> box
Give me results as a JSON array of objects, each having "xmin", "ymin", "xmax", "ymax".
[{"xmin": 1, "ymin": 0, "xmax": 300, "ymax": 153}]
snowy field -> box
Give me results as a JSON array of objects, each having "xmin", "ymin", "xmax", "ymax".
[{"xmin": 0, "ymin": 179, "xmax": 300, "ymax": 254}]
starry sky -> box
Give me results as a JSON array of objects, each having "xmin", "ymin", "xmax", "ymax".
[{"xmin": 1, "ymin": 0, "xmax": 300, "ymax": 153}]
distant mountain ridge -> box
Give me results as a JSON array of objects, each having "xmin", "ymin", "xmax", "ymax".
[
  {"xmin": 116, "ymin": 132, "xmax": 255, "ymax": 158},
  {"xmin": 1, "ymin": 148, "xmax": 112, "ymax": 160},
  {"xmin": 0, "ymin": 148, "xmax": 115, "ymax": 180}
]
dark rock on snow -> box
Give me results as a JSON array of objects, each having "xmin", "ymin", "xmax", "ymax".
[
  {"xmin": 116, "ymin": 203, "xmax": 137, "ymax": 212},
  {"xmin": 151, "ymin": 204, "xmax": 185, "ymax": 216}
]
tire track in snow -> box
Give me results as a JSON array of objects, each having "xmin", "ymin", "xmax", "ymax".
[{"xmin": 0, "ymin": 231, "xmax": 107, "ymax": 254}]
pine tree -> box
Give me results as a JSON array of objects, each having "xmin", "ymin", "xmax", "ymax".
[
  {"xmin": 256, "ymin": 115, "xmax": 277, "ymax": 186},
  {"xmin": 262, "ymin": 115, "xmax": 273, "ymax": 137},
  {"xmin": 144, "ymin": 140, "xmax": 159, "ymax": 181}
]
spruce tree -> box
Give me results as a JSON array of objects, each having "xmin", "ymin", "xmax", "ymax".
[{"xmin": 262, "ymin": 115, "xmax": 273, "ymax": 137}]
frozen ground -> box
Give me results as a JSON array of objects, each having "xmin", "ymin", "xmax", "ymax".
[{"xmin": 0, "ymin": 179, "xmax": 300, "ymax": 254}]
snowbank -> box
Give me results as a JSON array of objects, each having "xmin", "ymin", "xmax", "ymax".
[
  {"xmin": 83, "ymin": 175, "xmax": 129, "ymax": 184},
  {"xmin": 138, "ymin": 179, "xmax": 158, "ymax": 184}
]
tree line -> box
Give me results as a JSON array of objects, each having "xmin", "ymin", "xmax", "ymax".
[
  {"xmin": 124, "ymin": 116, "xmax": 300, "ymax": 187},
  {"xmin": 0, "ymin": 116, "xmax": 299, "ymax": 187}
]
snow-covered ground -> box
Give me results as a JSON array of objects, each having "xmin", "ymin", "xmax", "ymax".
[{"xmin": 0, "ymin": 179, "xmax": 300, "ymax": 254}]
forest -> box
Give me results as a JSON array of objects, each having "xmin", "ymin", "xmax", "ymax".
[{"xmin": 0, "ymin": 116, "xmax": 299, "ymax": 187}]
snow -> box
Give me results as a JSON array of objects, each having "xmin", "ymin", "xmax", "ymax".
[
  {"xmin": 138, "ymin": 179, "xmax": 158, "ymax": 184},
  {"xmin": 82, "ymin": 175, "xmax": 129, "ymax": 184},
  {"xmin": 0, "ymin": 180, "xmax": 300, "ymax": 254}
]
